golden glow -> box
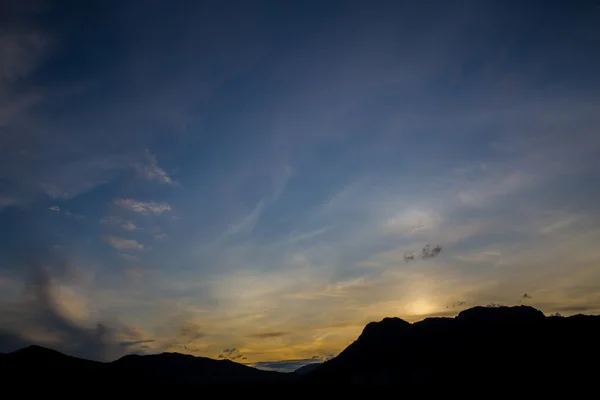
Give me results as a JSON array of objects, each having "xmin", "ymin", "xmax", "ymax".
[{"xmin": 405, "ymin": 298, "xmax": 436, "ymax": 316}]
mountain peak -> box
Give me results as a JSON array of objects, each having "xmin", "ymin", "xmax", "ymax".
[
  {"xmin": 14, "ymin": 345, "xmax": 64, "ymax": 357},
  {"xmin": 360, "ymin": 317, "xmax": 410, "ymax": 340},
  {"xmin": 456, "ymin": 305, "xmax": 545, "ymax": 322}
]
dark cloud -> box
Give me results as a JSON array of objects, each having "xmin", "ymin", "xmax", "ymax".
[
  {"xmin": 160, "ymin": 320, "xmax": 206, "ymax": 353},
  {"xmin": 247, "ymin": 331, "xmax": 290, "ymax": 339},
  {"xmin": 404, "ymin": 244, "xmax": 443, "ymax": 263},
  {"xmin": 421, "ymin": 244, "xmax": 443, "ymax": 259},
  {"xmin": 218, "ymin": 348, "xmax": 244, "ymax": 361},
  {"xmin": 522, "ymin": 293, "xmax": 532, "ymax": 299},
  {"xmin": 446, "ymin": 300, "xmax": 467, "ymax": 309},
  {"xmin": 119, "ymin": 339, "xmax": 155, "ymax": 348},
  {"xmin": 178, "ymin": 321, "xmax": 205, "ymax": 342}
]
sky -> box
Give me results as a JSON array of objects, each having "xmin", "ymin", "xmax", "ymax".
[{"xmin": 1, "ymin": 0, "xmax": 600, "ymax": 372}]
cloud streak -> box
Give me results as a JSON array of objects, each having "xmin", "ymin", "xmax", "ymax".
[
  {"xmin": 103, "ymin": 235, "xmax": 145, "ymax": 251},
  {"xmin": 114, "ymin": 199, "xmax": 172, "ymax": 215}
]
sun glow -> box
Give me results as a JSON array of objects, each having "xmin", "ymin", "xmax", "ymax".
[{"xmin": 405, "ymin": 298, "xmax": 436, "ymax": 316}]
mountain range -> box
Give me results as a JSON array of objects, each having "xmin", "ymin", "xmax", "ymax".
[{"xmin": 2, "ymin": 305, "xmax": 598, "ymax": 390}]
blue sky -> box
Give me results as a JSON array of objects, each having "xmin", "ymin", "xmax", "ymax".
[{"xmin": 1, "ymin": 0, "xmax": 600, "ymax": 371}]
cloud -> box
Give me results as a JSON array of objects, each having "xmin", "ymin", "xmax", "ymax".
[
  {"xmin": 403, "ymin": 244, "xmax": 443, "ymax": 263},
  {"xmin": 119, "ymin": 339, "xmax": 155, "ymax": 348},
  {"xmin": 247, "ymin": 331, "xmax": 291, "ymax": 339},
  {"xmin": 101, "ymin": 216, "xmax": 137, "ymax": 230},
  {"xmin": 130, "ymin": 149, "xmax": 174, "ymax": 185},
  {"xmin": 120, "ymin": 220, "xmax": 137, "ymax": 231},
  {"xmin": 250, "ymin": 355, "xmax": 333, "ymax": 373},
  {"xmin": 446, "ymin": 300, "xmax": 467, "ymax": 309},
  {"xmin": 64, "ymin": 211, "xmax": 85, "ymax": 219},
  {"xmin": 103, "ymin": 235, "xmax": 145, "ymax": 251},
  {"xmin": 114, "ymin": 198, "xmax": 171, "ymax": 215},
  {"xmin": 178, "ymin": 321, "xmax": 206, "ymax": 343},
  {"xmin": 0, "ymin": 196, "xmax": 17, "ymax": 210},
  {"xmin": 118, "ymin": 253, "xmax": 139, "ymax": 263},
  {"xmin": 46, "ymin": 206, "xmax": 85, "ymax": 220},
  {"xmin": 226, "ymin": 200, "xmax": 265, "ymax": 235},
  {"xmin": 0, "ymin": 31, "xmax": 48, "ymax": 81},
  {"xmin": 383, "ymin": 209, "xmax": 442, "ymax": 236},
  {"xmin": 223, "ymin": 165, "xmax": 293, "ymax": 237},
  {"xmin": 38, "ymin": 155, "xmax": 132, "ymax": 200},
  {"xmin": 218, "ymin": 347, "xmax": 245, "ymax": 361},
  {"xmin": 0, "ymin": 249, "xmax": 147, "ymax": 361}
]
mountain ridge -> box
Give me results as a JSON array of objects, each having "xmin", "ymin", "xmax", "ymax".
[{"xmin": 1, "ymin": 305, "xmax": 599, "ymax": 389}]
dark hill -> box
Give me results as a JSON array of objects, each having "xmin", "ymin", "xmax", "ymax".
[
  {"xmin": 0, "ymin": 345, "xmax": 295, "ymax": 388},
  {"xmin": 110, "ymin": 352, "xmax": 294, "ymax": 385},
  {"xmin": 305, "ymin": 305, "xmax": 600, "ymax": 388},
  {"xmin": 1, "ymin": 305, "xmax": 599, "ymax": 391}
]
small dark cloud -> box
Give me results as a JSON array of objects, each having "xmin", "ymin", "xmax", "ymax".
[
  {"xmin": 522, "ymin": 293, "xmax": 532, "ymax": 299},
  {"xmin": 404, "ymin": 244, "xmax": 443, "ymax": 263},
  {"xmin": 446, "ymin": 300, "xmax": 467, "ymax": 309},
  {"xmin": 179, "ymin": 321, "xmax": 206, "ymax": 342},
  {"xmin": 119, "ymin": 339, "xmax": 155, "ymax": 347},
  {"xmin": 247, "ymin": 331, "xmax": 290, "ymax": 339},
  {"xmin": 218, "ymin": 347, "xmax": 244, "ymax": 361},
  {"xmin": 162, "ymin": 320, "xmax": 206, "ymax": 352},
  {"xmin": 421, "ymin": 244, "xmax": 442, "ymax": 259}
]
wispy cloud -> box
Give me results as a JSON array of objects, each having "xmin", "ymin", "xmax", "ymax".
[
  {"xmin": 114, "ymin": 198, "xmax": 171, "ymax": 215},
  {"xmin": 223, "ymin": 165, "xmax": 293, "ymax": 237},
  {"xmin": 250, "ymin": 355, "xmax": 332, "ymax": 373},
  {"xmin": 131, "ymin": 149, "xmax": 175, "ymax": 185},
  {"xmin": 117, "ymin": 253, "xmax": 139, "ymax": 263},
  {"xmin": 0, "ymin": 31, "xmax": 48, "ymax": 81},
  {"xmin": 120, "ymin": 220, "xmax": 137, "ymax": 231},
  {"xmin": 247, "ymin": 331, "xmax": 291, "ymax": 339},
  {"xmin": 103, "ymin": 235, "xmax": 146, "ymax": 251},
  {"xmin": 382, "ymin": 209, "xmax": 442, "ymax": 236}
]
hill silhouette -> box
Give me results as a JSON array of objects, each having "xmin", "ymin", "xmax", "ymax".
[
  {"xmin": 1, "ymin": 305, "xmax": 599, "ymax": 390},
  {"xmin": 305, "ymin": 305, "xmax": 600, "ymax": 388}
]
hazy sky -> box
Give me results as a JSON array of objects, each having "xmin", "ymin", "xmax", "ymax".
[{"xmin": 1, "ymin": 0, "xmax": 599, "ymax": 372}]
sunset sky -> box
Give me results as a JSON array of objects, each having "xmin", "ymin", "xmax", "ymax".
[{"xmin": 1, "ymin": 0, "xmax": 599, "ymax": 372}]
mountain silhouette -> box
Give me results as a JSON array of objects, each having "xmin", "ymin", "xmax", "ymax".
[
  {"xmin": 304, "ymin": 305, "xmax": 600, "ymax": 389},
  {"xmin": 1, "ymin": 305, "xmax": 599, "ymax": 390},
  {"xmin": 110, "ymin": 352, "xmax": 293, "ymax": 385},
  {"xmin": 0, "ymin": 345, "xmax": 294, "ymax": 387},
  {"xmin": 294, "ymin": 362, "xmax": 322, "ymax": 375}
]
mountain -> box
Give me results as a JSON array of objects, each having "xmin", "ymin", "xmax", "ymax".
[
  {"xmin": 0, "ymin": 344, "xmax": 104, "ymax": 370},
  {"xmin": 2, "ymin": 305, "xmax": 599, "ymax": 390},
  {"xmin": 110, "ymin": 352, "xmax": 294, "ymax": 385},
  {"xmin": 304, "ymin": 305, "xmax": 600, "ymax": 388},
  {"xmin": 0, "ymin": 345, "xmax": 295, "ymax": 387},
  {"xmin": 294, "ymin": 362, "xmax": 322, "ymax": 375}
]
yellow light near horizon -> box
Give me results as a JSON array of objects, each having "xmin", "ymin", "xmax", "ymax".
[{"xmin": 405, "ymin": 298, "xmax": 436, "ymax": 316}]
